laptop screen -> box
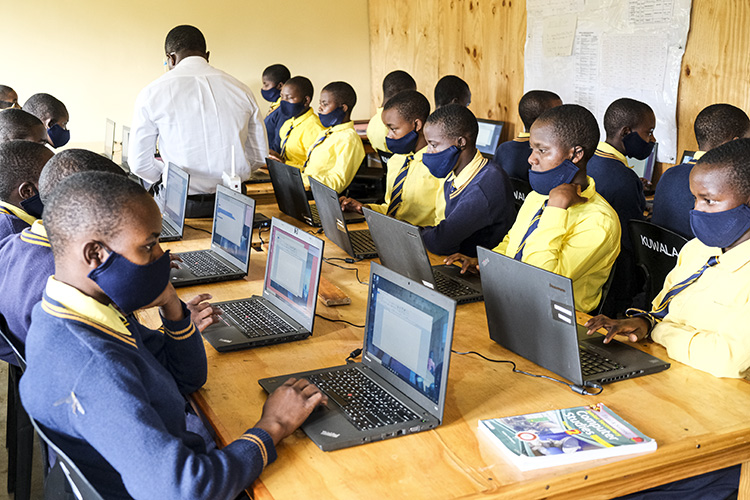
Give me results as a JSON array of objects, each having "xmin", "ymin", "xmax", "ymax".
[
  {"xmin": 211, "ymin": 189, "xmax": 253, "ymax": 266},
  {"xmin": 365, "ymin": 271, "xmax": 452, "ymax": 405},
  {"xmin": 121, "ymin": 126, "xmax": 130, "ymax": 166},
  {"xmin": 104, "ymin": 119, "xmax": 116, "ymax": 160},
  {"xmin": 679, "ymin": 150, "xmax": 696, "ymax": 164},
  {"xmin": 476, "ymin": 119, "xmax": 504, "ymax": 157},
  {"xmin": 163, "ymin": 165, "xmax": 188, "ymax": 229},
  {"xmin": 627, "ymin": 143, "xmax": 658, "ymax": 183}
]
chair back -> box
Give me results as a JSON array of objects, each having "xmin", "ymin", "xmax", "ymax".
[
  {"xmin": 0, "ymin": 316, "xmax": 26, "ymax": 370},
  {"xmin": 509, "ymin": 177, "xmax": 531, "ymax": 213},
  {"xmin": 628, "ymin": 219, "xmax": 689, "ymax": 303}
]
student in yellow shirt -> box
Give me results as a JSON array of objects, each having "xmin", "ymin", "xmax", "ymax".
[
  {"xmin": 268, "ymin": 77, "xmax": 324, "ymax": 169},
  {"xmin": 446, "ymin": 104, "xmax": 621, "ymax": 313},
  {"xmin": 340, "ymin": 90, "xmax": 444, "ymax": 226},
  {"xmin": 301, "ymin": 81, "xmax": 365, "ymax": 194},
  {"xmin": 434, "ymin": 75, "xmax": 471, "ymax": 109},
  {"xmin": 366, "ymin": 70, "xmax": 417, "ymax": 153}
]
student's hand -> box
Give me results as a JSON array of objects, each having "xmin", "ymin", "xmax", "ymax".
[
  {"xmin": 444, "ymin": 253, "xmax": 479, "ymax": 274},
  {"xmin": 147, "ymin": 283, "xmax": 186, "ymax": 323},
  {"xmin": 548, "ymin": 183, "xmax": 588, "ymax": 210},
  {"xmin": 268, "ymin": 151, "xmax": 283, "ymax": 162},
  {"xmin": 185, "ymin": 293, "xmax": 221, "ymax": 332},
  {"xmin": 584, "ymin": 315, "xmax": 650, "ymax": 344},
  {"xmin": 256, "ymin": 378, "xmax": 328, "ymax": 446},
  {"xmin": 168, "ymin": 253, "xmax": 183, "ymax": 269},
  {"xmin": 640, "ymin": 177, "xmax": 653, "ymax": 191},
  {"xmin": 339, "ymin": 196, "xmax": 364, "ymax": 214}
]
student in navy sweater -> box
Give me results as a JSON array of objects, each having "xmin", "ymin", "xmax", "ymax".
[
  {"xmin": 0, "ymin": 140, "xmax": 53, "ymax": 237},
  {"xmin": 20, "ymin": 172, "xmax": 326, "ymax": 500},
  {"xmin": 420, "ymin": 104, "xmax": 515, "ymax": 256},
  {"xmin": 652, "ymin": 104, "xmax": 750, "ymax": 238},
  {"xmin": 494, "ymin": 90, "xmax": 561, "ymax": 181}
]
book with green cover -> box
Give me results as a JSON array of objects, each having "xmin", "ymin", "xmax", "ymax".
[{"xmin": 477, "ymin": 403, "xmax": 656, "ymax": 471}]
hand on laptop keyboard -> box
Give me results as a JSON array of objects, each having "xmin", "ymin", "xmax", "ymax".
[
  {"xmin": 256, "ymin": 378, "xmax": 328, "ymax": 446},
  {"xmin": 584, "ymin": 315, "xmax": 651, "ymax": 343},
  {"xmin": 169, "ymin": 253, "xmax": 183, "ymax": 269},
  {"xmin": 185, "ymin": 293, "xmax": 221, "ymax": 332},
  {"xmin": 444, "ymin": 253, "xmax": 480, "ymax": 275}
]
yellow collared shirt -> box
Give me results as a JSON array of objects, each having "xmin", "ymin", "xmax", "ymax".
[
  {"xmin": 266, "ymin": 97, "xmax": 281, "ymax": 116},
  {"xmin": 493, "ymin": 177, "xmax": 621, "ymax": 312},
  {"xmin": 594, "ymin": 141, "xmax": 629, "ymax": 168},
  {"xmin": 445, "ymin": 149, "xmax": 487, "ymax": 198},
  {"xmin": 0, "ymin": 200, "xmax": 36, "ymax": 226},
  {"xmin": 651, "ymin": 237, "xmax": 750, "ymax": 378},
  {"xmin": 366, "ymin": 107, "xmax": 389, "ymax": 153},
  {"xmin": 302, "ymin": 121, "xmax": 365, "ymax": 194},
  {"xmin": 278, "ymin": 108, "xmax": 325, "ymax": 168}
]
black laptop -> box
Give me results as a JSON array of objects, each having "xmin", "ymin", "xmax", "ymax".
[
  {"xmin": 159, "ymin": 164, "xmax": 189, "ymax": 242},
  {"xmin": 309, "ymin": 177, "xmax": 378, "ymax": 259},
  {"xmin": 476, "ymin": 118, "xmax": 505, "ymax": 159},
  {"xmin": 201, "ymin": 217, "xmax": 324, "ymax": 351},
  {"xmin": 266, "ymin": 157, "xmax": 364, "ymax": 227},
  {"xmin": 363, "ymin": 207, "xmax": 483, "ymax": 304},
  {"xmin": 477, "ymin": 247, "xmax": 670, "ymax": 387},
  {"xmin": 170, "ymin": 185, "xmax": 254, "ymax": 287},
  {"xmin": 259, "ymin": 262, "xmax": 456, "ymax": 451}
]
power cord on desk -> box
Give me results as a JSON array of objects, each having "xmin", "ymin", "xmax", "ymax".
[
  {"xmin": 257, "ymin": 225, "xmax": 269, "ymax": 247},
  {"xmin": 185, "ymin": 224, "xmax": 212, "ymax": 235},
  {"xmin": 315, "ymin": 313, "xmax": 365, "ymax": 329},
  {"xmin": 345, "ymin": 348, "xmax": 362, "ymax": 364},
  {"xmin": 451, "ymin": 350, "xmax": 604, "ymax": 396},
  {"xmin": 323, "ymin": 257, "xmax": 368, "ymax": 285}
]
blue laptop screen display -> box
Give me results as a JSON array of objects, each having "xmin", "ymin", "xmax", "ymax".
[
  {"xmin": 211, "ymin": 194, "xmax": 252, "ymax": 264},
  {"xmin": 476, "ymin": 120, "xmax": 503, "ymax": 156},
  {"xmin": 365, "ymin": 274, "xmax": 450, "ymax": 405},
  {"xmin": 163, "ymin": 169, "xmax": 188, "ymax": 225}
]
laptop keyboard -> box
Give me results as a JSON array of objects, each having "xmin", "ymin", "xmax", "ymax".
[
  {"xmin": 220, "ymin": 300, "xmax": 296, "ymax": 338},
  {"xmin": 579, "ymin": 348, "xmax": 622, "ymax": 376},
  {"xmin": 309, "ymin": 204, "xmax": 321, "ymax": 225},
  {"xmin": 433, "ymin": 272, "xmax": 476, "ymax": 298},
  {"xmin": 161, "ymin": 222, "xmax": 179, "ymax": 239},
  {"xmin": 179, "ymin": 251, "xmax": 234, "ymax": 277},
  {"xmin": 307, "ymin": 368, "xmax": 419, "ymax": 431},
  {"xmin": 349, "ymin": 230, "xmax": 377, "ymax": 255}
]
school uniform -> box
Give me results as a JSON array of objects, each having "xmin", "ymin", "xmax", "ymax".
[
  {"xmin": 0, "ymin": 200, "xmax": 35, "ymax": 240},
  {"xmin": 493, "ymin": 132, "xmax": 531, "ymax": 181},
  {"xmin": 278, "ymin": 108, "xmax": 325, "ymax": 169},
  {"xmin": 302, "ymin": 121, "xmax": 365, "ymax": 194},
  {"xmin": 20, "ymin": 277, "xmax": 275, "ymax": 500},
  {"xmin": 0, "ymin": 221, "xmax": 53, "ymax": 365},
  {"xmin": 420, "ymin": 150, "xmax": 514, "ymax": 257},
  {"xmin": 365, "ymin": 107, "xmax": 389, "ymax": 153},
  {"xmin": 366, "ymin": 147, "xmax": 446, "ymax": 227},
  {"xmin": 651, "ymin": 151, "xmax": 704, "ymax": 239},
  {"xmin": 266, "ymin": 97, "xmax": 281, "ymax": 116},
  {"xmin": 264, "ymin": 106, "xmax": 284, "ymax": 152},
  {"xmin": 494, "ymin": 177, "xmax": 621, "ymax": 313}
]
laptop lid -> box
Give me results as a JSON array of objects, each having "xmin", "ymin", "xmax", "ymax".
[
  {"xmin": 476, "ymin": 118, "xmax": 505, "ymax": 158},
  {"xmin": 308, "ymin": 177, "xmax": 355, "ymax": 256},
  {"xmin": 266, "ymin": 157, "xmax": 314, "ymax": 223},
  {"xmin": 162, "ymin": 164, "xmax": 190, "ymax": 234},
  {"xmin": 121, "ymin": 126, "xmax": 130, "ymax": 170},
  {"xmin": 680, "ymin": 150, "xmax": 696, "ymax": 164},
  {"xmin": 104, "ymin": 118, "xmax": 116, "ymax": 160},
  {"xmin": 627, "ymin": 142, "xmax": 659, "ymax": 183},
  {"xmin": 362, "ymin": 263, "xmax": 456, "ymax": 420},
  {"xmin": 262, "ymin": 217, "xmax": 324, "ymax": 332},
  {"xmin": 209, "ymin": 185, "xmax": 255, "ymax": 271}
]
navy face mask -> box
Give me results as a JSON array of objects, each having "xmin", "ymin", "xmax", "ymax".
[
  {"xmin": 386, "ymin": 129, "xmax": 418, "ymax": 154},
  {"xmin": 422, "ymin": 146, "xmax": 461, "ymax": 178},
  {"xmin": 47, "ymin": 124, "xmax": 70, "ymax": 148},
  {"xmin": 20, "ymin": 191, "xmax": 44, "ymax": 219},
  {"xmin": 690, "ymin": 204, "xmax": 750, "ymax": 248},
  {"xmin": 261, "ymin": 87, "xmax": 281, "ymax": 103},
  {"xmin": 622, "ymin": 131, "xmax": 654, "ymax": 160},
  {"xmin": 278, "ymin": 100, "xmax": 306, "ymax": 119},
  {"xmin": 88, "ymin": 248, "xmax": 172, "ymax": 314},
  {"xmin": 528, "ymin": 159, "xmax": 579, "ymax": 196},
  {"xmin": 319, "ymin": 107, "xmax": 347, "ymax": 128}
]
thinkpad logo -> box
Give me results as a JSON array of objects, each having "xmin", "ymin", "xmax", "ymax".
[
  {"xmin": 321, "ymin": 430, "xmax": 340, "ymax": 438},
  {"xmin": 219, "ymin": 339, "xmax": 232, "ymax": 343}
]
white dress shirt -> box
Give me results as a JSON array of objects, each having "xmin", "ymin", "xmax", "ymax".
[{"xmin": 129, "ymin": 56, "xmax": 268, "ymax": 194}]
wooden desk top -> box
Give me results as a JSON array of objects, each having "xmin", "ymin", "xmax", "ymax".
[{"xmin": 145, "ymin": 204, "xmax": 750, "ymax": 500}]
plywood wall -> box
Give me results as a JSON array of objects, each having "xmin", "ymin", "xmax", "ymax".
[{"xmin": 369, "ymin": 0, "xmax": 750, "ymax": 172}]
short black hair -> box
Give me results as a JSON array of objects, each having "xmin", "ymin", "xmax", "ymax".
[
  {"xmin": 382, "ymin": 71, "xmax": 417, "ymax": 102},
  {"xmin": 45, "ymin": 171, "xmax": 151, "ymax": 261},
  {"xmin": 0, "ymin": 109, "xmax": 44, "ymax": 143},
  {"xmin": 0, "ymin": 141, "xmax": 53, "ymax": 200},
  {"xmin": 519, "ymin": 90, "xmax": 562, "ymax": 130},
  {"xmin": 322, "ymin": 81, "xmax": 357, "ymax": 110},
  {"xmin": 22, "ymin": 93, "xmax": 68, "ymax": 124},
  {"xmin": 0, "ymin": 85, "xmax": 15, "ymax": 101},
  {"xmin": 285, "ymin": 76, "xmax": 314, "ymax": 100},
  {"xmin": 383, "ymin": 90, "xmax": 430, "ymax": 123},
  {"xmin": 694, "ymin": 104, "xmax": 750, "ymax": 152},
  {"xmin": 534, "ymin": 104, "xmax": 600, "ymax": 162},
  {"xmin": 696, "ymin": 138, "xmax": 750, "ymax": 199},
  {"xmin": 603, "ymin": 98, "xmax": 653, "ymax": 138},
  {"xmin": 164, "ymin": 25, "xmax": 206, "ymax": 54},
  {"xmin": 425, "ymin": 103, "xmax": 479, "ymax": 144},
  {"xmin": 38, "ymin": 149, "xmax": 125, "ymax": 202},
  {"xmin": 434, "ymin": 75, "xmax": 471, "ymax": 108},
  {"xmin": 262, "ymin": 64, "xmax": 291, "ymax": 85}
]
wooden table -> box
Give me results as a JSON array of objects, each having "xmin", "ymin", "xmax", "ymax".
[{"xmin": 149, "ymin": 203, "xmax": 750, "ymax": 500}]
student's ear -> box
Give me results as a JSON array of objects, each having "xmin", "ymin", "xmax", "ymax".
[
  {"xmin": 43, "ymin": 117, "xmax": 54, "ymax": 129},
  {"xmin": 303, "ymin": 96, "xmax": 312, "ymax": 107},
  {"xmin": 571, "ymin": 146, "xmax": 585, "ymax": 164},
  {"xmin": 83, "ymin": 241, "xmax": 108, "ymax": 269},
  {"xmin": 456, "ymin": 136, "xmax": 468, "ymax": 150},
  {"xmin": 619, "ymin": 126, "xmax": 632, "ymax": 139},
  {"xmin": 414, "ymin": 118, "xmax": 424, "ymax": 133},
  {"xmin": 341, "ymin": 104, "xmax": 349, "ymax": 114},
  {"xmin": 275, "ymin": 81, "xmax": 284, "ymax": 91},
  {"xmin": 17, "ymin": 181, "xmax": 37, "ymax": 200}
]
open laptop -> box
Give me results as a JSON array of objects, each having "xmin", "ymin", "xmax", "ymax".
[
  {"xmin": 309, "ymin": 177, "xmax": 378, "ymax": 259},
  {"xmin": 170, "ymin": 184, "xmax": 254, "ymax": 287},
  {"xmin": 159, "ymin": 164, "xmax": 190, "ymax": 242},
  {"xmin": 103, "ymin": 118, "xmax": 116, "ymax": 160},
  {"xmin": 246, "ymin": 169, "xmax": 271, "ymax": 184},
  {"xmin": 627, "ymin": 142, "xmax": 658, "ymax": 196},
  {"xmin": 266, "ymin": 158, "xmax": 364, "ymax": 227},
  {"xmin": 476, "ymin": 118, "xmax": 505, "ymax": 159},
  {"xmin": 477, "ymin": 247, "xmax": 670, "ymax": 388},
  {"xmin": 201, "ymin": 217, "xmax": 324, "ymax": 351},
  {"xmin": 363, "ymin": 207, "xmax": 483, "ymax": 304},
  {"xmin": 259, "ymin": 262, "xmax": 456, "ymax": 451}
]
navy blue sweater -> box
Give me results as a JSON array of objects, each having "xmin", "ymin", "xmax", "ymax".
[
  {"xmin": 652, "ymin": 161, "xmax": 695, "ymax": 239},
  {"xmin": 0, "ymin": 209, "xmax": 31, "ymax": 241},
  {"xmin": 493, "ymin": 137, "xmax": 531, "ymax": 181}
]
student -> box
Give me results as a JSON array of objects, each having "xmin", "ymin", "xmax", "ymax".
[
  {"xmin": 653, "ymin": 104, "xmax": 750, "ymax": 239},
  {"xmin": 261, "ymin": 64, "xmax": 291, "ymax": 148},
  {"xmin": 434, "ymin": 75, "xmax": 471, "ymax": 109},
  {"xmin": 0, "ymin": 108, "xmax": 47, "ymax": 144},
  {"xmin": 419, "ymin": 104, "xmax": 514, "ymax": 257},
  {"xmin": 341, "ymin": 90, "xmax": 445, "ymax": 226},
  {"xmin": 269, "ymin": 76, "xmax": 324, "ymax": 167},
  {"xmin": 19, "ymin": 171, "xmax": 326, "ymax": 499},
  {"xmin": 494, "ymin": 90, "xmax": 562, "ymax": 181},
  {"xmin": 0, "ymin": 85, "xmax": 20, "ymax": 109},
  {"xmin": 301, "ymin": 81, "xmax": 365, "ymax": 194},
  {"xmin": 366, "ymin": 70, "xmax": 417, "ymax": 153},
  {"xmin": 447, "ymin": 104, "xmax": 621, "ymax": 313},
  {"xmin": 0, "ymin": 141, "xmax": 53, "ymax": 237},
  {"xmin": 22, "ymin": 92, "xmax": 70, "ymax": 148}
]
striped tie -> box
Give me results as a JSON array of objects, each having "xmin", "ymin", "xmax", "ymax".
[
  {"xmin": 386, "ymin": 154, "xmax": 414, "ymax": 217},
  {"xmin": 514, "ymin": 201, "xmax": 548, "ymax": 261},
  {"xmin": 279, "ymin": 122, "xmax": 296, "ymax": 160},
  {"xmin": 650, "ymin": 255, "xmax": 719, "ymax": 320},
  {"xmin": 302, "ymin": 128, "xmax": 333, "ymax": 170}
]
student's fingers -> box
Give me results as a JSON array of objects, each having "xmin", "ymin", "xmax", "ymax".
[
  {"xmin": 187, "ymin": 293, "xmax": 213, "ymax": 306},
  {"xmin": 194, "ymin": 314, "xmax": 220, "ymax": 333},
  {"xmin": 281, "ymin": 377, "xmax": 299, "ymax": 387},
  {"xmin": 169, "ymin": 253, "xmax": 183, "ymax": 262},
  {"xmin": 444, "ymin": 253, "xmax": 465, "ymax": 266}
]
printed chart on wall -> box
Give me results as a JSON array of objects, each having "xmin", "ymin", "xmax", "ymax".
[{"xmin": 524, "ymin": 0, "xmax": 692, "ymax": 163}]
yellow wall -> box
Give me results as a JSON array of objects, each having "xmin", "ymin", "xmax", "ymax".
[{"xmin": 2, "ymin": 0, "xmax": 371, "ymax": 149}]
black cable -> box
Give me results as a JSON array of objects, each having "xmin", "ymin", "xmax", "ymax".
[
  {"xmin": 451, "ymin": 350, "xmax": 604, "ymax": 396},
  {"xmin": 345, "ymin": 348, "xmax": 363, "ymax": 363},
  {"xmin": 257, "ymin": 225, "xmax": 268, "ymax": 246},
  {"xmin": 323, "ymin": 258, "xmax": 368, "ymax": 285},
  {"xmin": 184, "ymin": 224, "xmax": 211, "ymax": 235},
  {"xmin": 315, "ymin": 313, "xmax": 365, "ymax": 329}
]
